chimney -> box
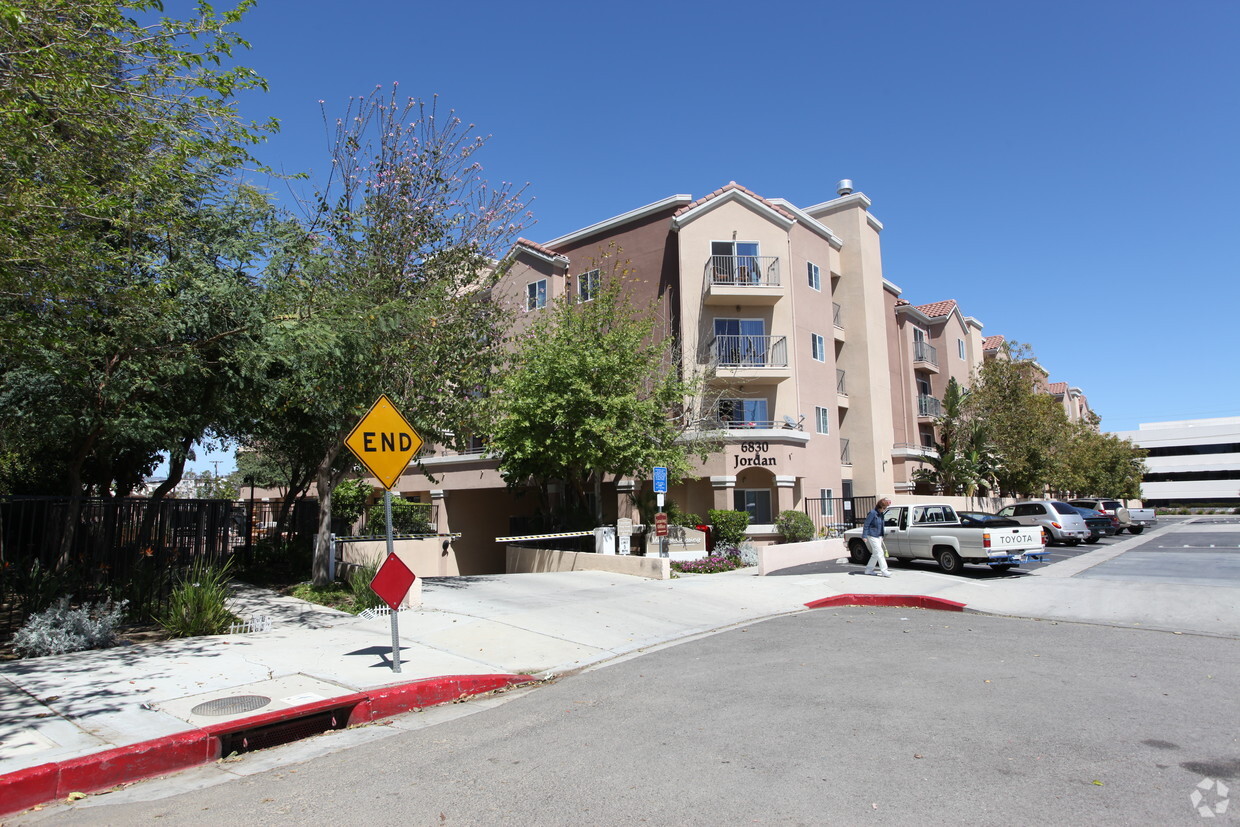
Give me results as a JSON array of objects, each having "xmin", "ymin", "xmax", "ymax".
[{"xmin": 836, "ymin": 179, "xmax": 854, "ymax": 197}]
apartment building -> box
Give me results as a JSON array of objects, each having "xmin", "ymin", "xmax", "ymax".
[
  {"xmin": 1114, "ymin": 417, "xmax": 1240, "ymax": 507},
  {"xmin": 376, "ymin": 180, "xmax": 1090, "ymax": 572}
]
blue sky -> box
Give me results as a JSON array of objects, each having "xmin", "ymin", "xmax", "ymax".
[{"xmin": 176, "ymin": 0, "xmax": 1239, "ymax": 473}]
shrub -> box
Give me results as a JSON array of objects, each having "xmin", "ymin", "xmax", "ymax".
[
  {"xmin": 671, "ymin": 555, "xmax": 747, "ymax": 574},
  {"xmin": 367, "ymin": 499, "xmax": 434, "ymax": 535},
  {"xmin": 13, "ymin": 597, "xmax": 127, "ymax": 658},
  {"xmin": 776, "ymin": 510, "xmax": 815, "ymax": 543},
  {"xmin": 347, "ymin": 559, "xmax": 386, "ymax": 611},
  {"xmin": 708, "ymin": 509, "xmax": 750, "ymax": 547},
  {"xmin": 158, "ymin": 556, "xmax": 238, "ymax": 638},
  {"xmin": 331, "ymin": 478, "xmax": 372, "ymax": 534},
  {"xmin": 667, "ymin": 501, "xmax": 702, "ymax": 527}
]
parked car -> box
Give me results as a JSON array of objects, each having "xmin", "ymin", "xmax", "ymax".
[
  {"xmin": 1067, "ymin": 505, "xmax": 1117, "ymax": 544},
  {"xmin": 957, "ymin": 511, "xmax": 1022, "ymax": 527},
  {"xmin": 1066, "ymin": 498, "xmax": 1158, "ymax": 535},
  {"xmin": 995, "ymin": 500, "xmax": 1091, "ymax": 546}
]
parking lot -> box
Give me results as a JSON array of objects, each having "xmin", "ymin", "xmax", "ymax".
[{"xmin": 769, "ymin": 515, "xmax": 1239, "ymax": 581}]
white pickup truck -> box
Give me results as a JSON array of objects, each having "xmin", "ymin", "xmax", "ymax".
[{"xmin": 844, "ymin": 503, "xmax": 1047, "ymax": 575}]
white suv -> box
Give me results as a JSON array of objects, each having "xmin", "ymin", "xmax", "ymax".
[{"xmin": 996, "ymin": 501, "xmax": 1092, "ymax": 546}]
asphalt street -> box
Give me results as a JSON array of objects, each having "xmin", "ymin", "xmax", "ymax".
[{"xmin": 16, "ymin": 606, "xmax": 1239, "ymax": 826}]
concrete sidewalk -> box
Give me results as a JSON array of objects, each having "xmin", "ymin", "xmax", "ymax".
[{"xmin": 2, "ymin": 523, "xmax": 1237, "ymax": 815}]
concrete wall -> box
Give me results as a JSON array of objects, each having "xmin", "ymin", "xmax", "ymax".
[
  {"xmin": 506, "ymin": 546, "xmax": 671, "ymax": 579},
  {"xmin": 339, "ymin": 538, "xmax": 448, "ymax": 607},
  {"xmin": 757, "ymin": 538, "xmax": 846, "ymax": 575}
]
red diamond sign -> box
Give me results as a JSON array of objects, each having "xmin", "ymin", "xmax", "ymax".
[{"xmin": 370, "ymin": 552, "xmax": 416, "ymax": 611}]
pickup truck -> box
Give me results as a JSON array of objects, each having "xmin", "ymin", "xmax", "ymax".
[
  {"xmin": 844, "ymin": 503, "xmax": 1047, "ymax": 575},
  {"xmin": 1066, "ymin": 498, "xmax": 1158, "ymax": 535}
]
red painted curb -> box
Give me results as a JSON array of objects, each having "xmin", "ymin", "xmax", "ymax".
[
  {"xmin": 0, "ymin": 673, "xmax": 533, "ymax": 817},
  {"xmin": 805, "ymin": 594, "xmax": 967, "ymax": 612}
]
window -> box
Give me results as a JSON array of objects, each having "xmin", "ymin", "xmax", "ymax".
[
  {"xmin": 577, "ymin": 269, "xmax": 599, "ymax": 302},
  {"xmin": 819, "ymin": 488, "xmax": 834, "ymax": 517},
  {"xmin": 811, "ymin": 333, "xmax": 825, "ymax": 362},
  {"xmin": 958, "ymin": 339, "xmax": 966, "ymax": 360},
  {"xmin": 711, "ymin": 240, "xmax": 761, "ymax": 284},
  {"xmin": 733, "ymin": 489, "xmax": 772, "ymax": 524},
  {"xmin": 815, "ymin": 406, "xmax": 830, "ymax": 435},
  {"xmin": 526, "ymin": 279, "xmax": 547, "ymax": 311},
  {"xmin": 719, "ymin": 398, "xmax": 768, "ymax": 427},
  {"xmin": 807, "ymin": 261, "xmax": 821, "ymax": 291},
  {"xmin": 714, "ymin": 318, "xmax": 766, "ymax": 365}
]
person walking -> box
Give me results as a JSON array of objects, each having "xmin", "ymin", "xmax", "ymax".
[{"xmin": 862, "ymin": 497, "xmax": 892, "ymax": 577}]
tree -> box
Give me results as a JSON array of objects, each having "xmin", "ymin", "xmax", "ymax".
[
  {"xmin": 258, "ymin": 86, "xmax": 529, "ymax": 584},
  {"xmin": 0, "ymin": 1, "xmax": 277, "ymax": 502},
  {"xmin": 489, "ymin": 262, "xmax": 717, "ymax": 530},
  {"xmin": 965, "ymin": 342, "xmax": 1070, "ymax": 497},
  {"xmin": 1053, "ymin": 420, "xmax": 1146, "ymax": 500}
]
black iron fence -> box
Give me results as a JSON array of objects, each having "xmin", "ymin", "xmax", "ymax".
[
  {"xmin": 802, "ymin": 496, "xmax": 875, "ymax": 537},
  {"xmin": 0, "ymin": 496, "xmax": 318, "ymax": 633}
]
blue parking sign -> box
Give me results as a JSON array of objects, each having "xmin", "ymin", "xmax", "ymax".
[{"xmin": 652, "ymin": 466, "xmax": 668, "ymax": 493}]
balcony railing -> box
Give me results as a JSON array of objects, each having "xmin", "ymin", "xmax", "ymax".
[
  {"xmin": 918, "ymin": 394, "xmax": 942, "ymax": 417},
  {"xmin": 708, "ymin": 416, "xmax": 804, "ymax": 431},
  {"xmin": 713, "ymin": 335, "xmax": 788, "ymax": 368},
  {"xmin": 833, "ymin": 303, "xmax": 843, "ymax": 329},
  {"xmin": 836, "ymin": 369, "xmax": 847, "ymax": 396},
  {"xmin": 913, "ymin": 341, "xmax": 938, "ymax": 367},
  {"xmin": 840, "ymin": 438, "xmax": 852, "ymax": 465},
  {"xmin": 705, "ymin": 255, "xmax": 781, "ymax": 287}
]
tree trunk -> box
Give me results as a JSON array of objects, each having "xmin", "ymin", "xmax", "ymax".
[{"xmin": 311, "ymin": 440, "xmax": 348, "ymax": 586}]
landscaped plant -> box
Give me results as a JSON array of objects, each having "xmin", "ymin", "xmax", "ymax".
[
  {"xmin": 366, "ymin": 500, "xmax": 434, "ymax": 535},
  {"xmin": 708, "ymin": 509, "xmax": 750, "ymax": 547},
  {"xmin": 776, "ymin": 510, "xmax": 815, "ymax": 543},
  {"xmin": 13, "ymin": 597, "xmax": 128, "ymax": 658},
  {"xmin": 158, "ymin": 556, "xmax": 238, "ymax": 638},
  {"xmin": 346, "ymin": 559, "xmax": 386, "ymax": 612},
  {"xmin": 667, "ymin": 501, "xmax": 702, "ymax": 527},
  {"xmin": 671, "ymin": 555, "xmax": 747, "ymax": 574},
  {"xmin": 331, "ymin": 478, "xmax": 372, "ymax": 535}
]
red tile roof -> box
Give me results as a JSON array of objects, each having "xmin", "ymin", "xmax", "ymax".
[
  {"xmin": 915, "ymin": 299, "xmax": 958, "ymax": 318},
  {"xmin": 1046, "ymin": 381, "xmax": 1068, "ymax": 394},
  {"xmin": 982, "ymin": 334, "xmax": 1005, "ymax": 351},
  {"xmin": 894, "ymin": 298, "xmax": 910, "ymax": 306},
  {"xmin": 674, "ymin": 182, "xmax": 795, "ymax": 220},
  {"xmin": 515, "ymin": 237, "xmax": 563, "ymax": 259}
]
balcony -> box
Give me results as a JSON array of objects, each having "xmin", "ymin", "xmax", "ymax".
[
  {"xmin": 892, "ymin": 442, "xmax": 939, "ymax": 460},
  {"xmin": 833, "ymin": 303, "xmax": 845, "ymax": 342},
  {"xmin": 913, "ymin": 341, "xmax": 940, "ymax": 373},
  {"xmin": 836, "ymin": 369, "xmax": 850, "ymax": 408},
  {"xmin": 710, "ymin": 334, "xmax": 790, "ymax": 384},
  {"xmin": 918, "ymin": 394, "xmax": 942, "ymax": 419},
  {"xmin": 703, "ymin": 255, "xmax": 783, "ymax": 306},
  {"xmin": 840, "ymin": 437, "xmax": 852, "ymax": 466}
]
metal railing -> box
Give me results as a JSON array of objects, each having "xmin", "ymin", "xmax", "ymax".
[
  {"xmin": 803, "ymin": 496, "xmax": 876, "ymax": 537},
  {"xmin": 918, "ymin": 394, "xmax": 942, "ymax": 417},
  {"xmin": 840, "ymin": 438, "xmax": 852, "ymax": 465},
  {"xmin": 708, "ymin": 417, "xmax": 803, "ymax": 431},
  {"xmin": 705, "ymin": 255, "xmax": 780, "ymax": 287},
  {"xmin": 893, "ymin": 442, "xmax": 938, "ymax": 456},
  {"xmin": 712, "ymin": 335, "xmax": 788, "ymax": 368},
  {"xmin": 913, "ymin": 341, "xmax": 939, "ymax": 367},
  {"xmin": 836, "ymin": 369, "xmax": 847, "ymax": 396},
  {"xmin": 833, "ymin": 303, "xmax": 843, "ymax": 329}
]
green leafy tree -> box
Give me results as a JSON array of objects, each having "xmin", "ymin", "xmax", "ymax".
[
  {"xmin": 1053, "ymin": 420, "xmax": 1146, "ymax": 500},
  {"xmin": 259, "ymin": 86, "xmax": 528, "ymax": 584},
  {"xmin": 966, "ymin": 343, "xmax": 1070, "ymax": 497},
  {"xmin": 489, "ymin": 263, "xmax": 716, "ymax": 530}
]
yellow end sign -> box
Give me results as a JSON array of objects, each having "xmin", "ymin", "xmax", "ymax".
[{"xmin": 345, "ymin": 394, "xmax": 423, "ymax": 490}]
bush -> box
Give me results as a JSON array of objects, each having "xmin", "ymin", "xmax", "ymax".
[
  {"xmin": 667, "ymin": 501, "xmax": 702, "ymax": 527},
  {"xmin": 13, "ymin": 597, "xmax": 127, "ymax": 658},
  {"xmin": 708, "ymin": 509, "xmax": 750, "ymax": 547},
  {"xmin": 331, "ymin": 478, "xmax": 372, "ymax": 533},
  {"xmin": 672, "ymin": 555, "xmax": 747, "ymax": 574},
  {"xmin": 158, "ymin": 556, "xmax": 238, "ymax": 638},
  {"xmin": 366, "ymin": 499, "xmax": 434, "ymax": 535},
  {"xmin": 347, "ymin": 559, "xmax": 386, "ymax": 612},
  {"xmin": 776, "ymin": 510, "xmax": 815, "ymax": 543}
]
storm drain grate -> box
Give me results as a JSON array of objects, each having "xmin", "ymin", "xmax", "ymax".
[
  {"xmin": 217, "ymin": 708, "xmax": 353, "ymax": 756},
  {"xmin": 191, "ymin": 694, "xmax": 272, "ymax": 717}
]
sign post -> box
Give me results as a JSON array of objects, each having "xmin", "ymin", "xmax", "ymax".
[
  {"xmin": 652, "ymin": 467, "xmax": 668, "ymax": 558},
  {"xmin": 345, "ymin": 395, "xmax": 423, "ymax": 673}
]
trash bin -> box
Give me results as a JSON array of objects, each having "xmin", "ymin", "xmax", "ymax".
[{"xmin": 594, "ymin": 525, "xmax": 616, "ymax": 555}]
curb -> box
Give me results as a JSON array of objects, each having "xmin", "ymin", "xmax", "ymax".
[
  {"xmin": 805, "ymin": 594, "xmax": 967, "ymax": 612},
  {"xmin": 0, "ymin": 673, "xmax": 533, "ymax": 817}
]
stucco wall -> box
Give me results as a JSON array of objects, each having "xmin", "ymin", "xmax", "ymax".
[
  {"xmin": 506, "ymin": 546, "xmax": 671, "ymax": 579},
  {"xmin": 757, "ymin": 538, "xmax": 846, "ymax": 575}
]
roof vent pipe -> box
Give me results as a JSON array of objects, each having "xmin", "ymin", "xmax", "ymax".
[{"xmin": 836, "ymin": 179, "xmax": 854, "ymax": 196}]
